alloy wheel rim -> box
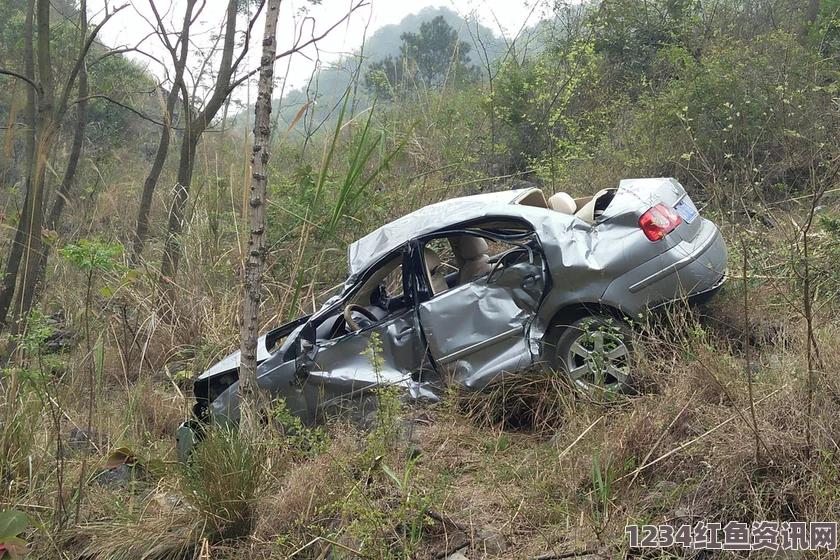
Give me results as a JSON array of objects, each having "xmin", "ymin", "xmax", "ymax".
[{"xmin": 564, "ymin": 329, "xmax": 631, "ymax": 391}]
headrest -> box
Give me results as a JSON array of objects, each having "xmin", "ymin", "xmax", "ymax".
[
  {"xmin": 548, "ymin": 192, "xmax": 576, "ymax": 214},
  {"xmin": 453, "ymin": 236, "xmax": 489, "ymax": 261},
  {"xmin": 574, "ymin": 188, "xmax": 611, "ymax": 223}
]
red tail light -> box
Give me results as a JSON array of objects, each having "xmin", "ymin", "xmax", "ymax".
[{"xmin": 639, "ymin": 203, "xmax": 682, "ymax": 241}]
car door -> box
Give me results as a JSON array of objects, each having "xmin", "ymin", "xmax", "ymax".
[
  {"xmin": 297, "ymin": 250, "xmax": 426, "ymax": 421},
  {"xmin": 416, "ymin": 232, "xmax": 548, "ymax": 389}
]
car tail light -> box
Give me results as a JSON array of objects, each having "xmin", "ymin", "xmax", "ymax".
[{"xmin": 639, "ymin": 203, "xmax": 682, "ymax": 241}]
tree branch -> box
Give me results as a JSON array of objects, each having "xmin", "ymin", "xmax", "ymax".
[
  {"xmin": 228, "ymin": 0, "xmax": 369, "ymax": 94},
  {"xmin": 56, "ymin": 3, "xmax": 130, "ymax": 118},
  {"xmin": 229, "ymin": 0, "xmax": 268, "ymax": 76},
  {"xmin": 90, "ymin": 36, "xmax": 160, "ymax": 67},
  {"xmin": 0, "ymin": 68, "xmax": 40, "ymax": 92},
  {"xmin": 73, "ymin": 94, "xmax": 185, "ymax": 130}
]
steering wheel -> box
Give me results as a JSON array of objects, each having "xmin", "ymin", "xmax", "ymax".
[
  {"xmin": 343, "ymin": 304, "xmax": 379, "ymax": 332},
  {"xmin": 487, "ymin": 246, "xmax": 532, "ymax": 283}
]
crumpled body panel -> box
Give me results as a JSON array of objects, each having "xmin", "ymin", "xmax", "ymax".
[{"xmin": 179, "ymin": 178, "xmax": 727, "ymax": 459}]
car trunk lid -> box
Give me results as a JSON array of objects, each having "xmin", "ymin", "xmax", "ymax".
[{"xmin": 599, "ymin": 178, "xmax": 702, "ymax": 241}]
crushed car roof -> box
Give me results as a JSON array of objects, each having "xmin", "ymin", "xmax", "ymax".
[
  {"xmin": 347, "ymin": 188, "xmax": 567, "ymax": 274},
  {"xmin": 346, "ymin": 179, "xmax": 682, "ymax": 275}
]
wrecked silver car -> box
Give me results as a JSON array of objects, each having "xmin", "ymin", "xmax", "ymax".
[{"xmin": 177, "ymin": 178, "xmax": 727, "ymax": 457}]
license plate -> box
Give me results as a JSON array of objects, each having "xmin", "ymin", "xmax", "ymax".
[{"xmin": 675, "ymin": 199, "xmax": 698, "ymax": 223}]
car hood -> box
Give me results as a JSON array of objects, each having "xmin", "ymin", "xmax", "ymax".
[{"xmin": 196, "ymin": 335, "xmax": 271, "ymax": 381}]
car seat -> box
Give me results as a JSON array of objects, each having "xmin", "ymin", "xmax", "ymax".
[
  {"xmin": 424, "ymin": 248, "xmax": 449, "ymax": 295},
  {"xmin": 451, "ymin": 236, "xmax": 492, "ymax": 284}
]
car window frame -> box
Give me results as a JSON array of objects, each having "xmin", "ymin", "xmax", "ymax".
[
  {"xmin": 302, "ymin": 244, "xmax": 416, "ymax": 346},
  {"xmin": 410, "ymin": 218, "xmax": 545, "ymax": 304}
]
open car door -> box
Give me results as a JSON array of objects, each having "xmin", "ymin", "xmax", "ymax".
[{"xmin": 416, "ymin": 230, "xmax": 548, "ymax": 389}]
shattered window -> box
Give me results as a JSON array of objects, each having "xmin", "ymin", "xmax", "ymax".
[
  {"xmin": 425, "ymin": 238, "xmax": 458, "ymax": 272},
  {"xmin": 383, "ymin": 262, "xmax": 404, "ymax": 298}
]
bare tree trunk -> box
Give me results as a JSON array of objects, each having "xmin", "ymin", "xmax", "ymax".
[
  {"xmin": 239, "ymin": 0, "xmax": 281, "ymax": 439},
  {"xmin": 0, "ymin": 0, "xmax": 37, "ymax": 331},
  {"xmin": 131, "ymin": 85, "xmax": 178, "ymax": 265},
  {"xmin": 160, "ymin": 0, "xmax": 242, "ymax": 284},
  {"xmin": 131, "ymin": 0, "xmax": 195, "ymax": 264},
  {"xmin": 0, "ymin": 1, "xmax": 121, "ymax": 330},
  {"xmin": 46, "ymin": 41, "xmax": 86, "ymax": 231},
  {"xmin": 12, "ymin": 0, "xmax": 56, "ymax": 333},
  {"xmin": 36, "ymin": 0, "xmax": 88, "ymax": 289}
]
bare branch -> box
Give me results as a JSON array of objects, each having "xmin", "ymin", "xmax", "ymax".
[
  {"xmin": 0, "ymin": 69, "xmax": 40, "ymax": 92},
  {"xmin": 147, "ymin": 0, "xmax": 177, "ymax": 54},
  {"xmin": 228, "ymin": 0, "xmax": 369, "ymax": 94},
  {"xmin": 229, "ymin": 0, "xmax": 268, "ymax": 75},
  {"xmin": 89, "ymin": 32, "xmax": 160, "ymax": 66},
  {"xmin": 56, "ymin": 3, "xmax": 130, "ymax": 118},
  {"xmin": 73, "ymin": 94, "xmax": 185, "ymax": 130}
]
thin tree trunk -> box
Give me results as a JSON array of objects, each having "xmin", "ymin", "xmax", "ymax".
[
  {"xmin": 159, "ymin": 0, "xmax": 241, "ymax": 284},
  {"xmin": 131, "ymin": 0, "xmax": 195, "ymax": 264},
  {"xmin": 46, "ymin": 57, "xmax": 86, "ymax": 230},
  {"xmin": 239, "ymin": 0, "xmax": 281, "ymax": 439},
  {"xmin": 0, "ymin": 0, "xmax": 37, "ymax": 330},
  {"xmin": 160, "ymin": 129, "xmax": 198, "ymax": 281},
  {"xmin": 132, "ymin": 85, "xmax": 180, "ymax": 265},
  {"xmin": 13, "ymin": 0, "xmax": 58, "ymax": 333},
  {"xmin": 36, "ymin": 0, "xmax": 88, "ymax": 285},
  {"xmin": 0, "ymin": 0, "xmax": 121, "ymax": 332}
]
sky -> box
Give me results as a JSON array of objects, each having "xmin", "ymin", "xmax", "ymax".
[{"xmin": 89, "ymin": 0, "xmax": 549, "ymax": 98}]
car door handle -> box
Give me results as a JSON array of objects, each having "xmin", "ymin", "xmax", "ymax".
[{"xmin": 395, "ymin": 326, "xmax": 415, "ymax": 342}]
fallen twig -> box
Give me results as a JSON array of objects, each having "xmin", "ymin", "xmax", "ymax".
[
  {"xmin": 426, "ymin": 509, "xmax": 471, "ymax": 534},
  {"xmin": 534, "ymin": 548, "xmax": 598, "ymax": 559},
  {"xmin": 557, "ymin": 416, "xmax": 602, "ymax": 460}
]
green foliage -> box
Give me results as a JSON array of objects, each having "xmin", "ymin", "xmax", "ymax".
[
  {"xmin": 13, "ymin": 310, "xmax": 52, "ymax": 359},
  {"xmin": 271, "ymin": 399, "xmax": 328, "ymax": 458},
  {"xmin": 0, "ymin": 509, "xmax": 35, "ymax": 559},
  {"xmin": 589, "ymin": 453, "xmax": 622, "ymax": 536},
  {"xmin": 365, "ymin": 16, "xmax": 480, "ymax": 100},
  {"xmin": 591, "ymin": 0, "xmax": 699, "ymax": 93},
  {"xmin": 59, "ymin": 239, "xmax": 123, "ymax": 275}
]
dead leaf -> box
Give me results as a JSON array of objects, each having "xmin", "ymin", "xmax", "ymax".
[{"xmin": 105, "ymin": 447, "xmax": 138, "ymax": 470}]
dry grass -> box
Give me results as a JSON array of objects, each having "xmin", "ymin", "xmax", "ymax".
[
  {"xmin": 2, "ymin": 124, "xmax": 838, "ymax": 559},
  {"xmin": 7, "ymin": 280, "xmax": 840, "ymax": 559}
]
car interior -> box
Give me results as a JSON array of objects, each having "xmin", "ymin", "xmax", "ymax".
[
  {"xmin": 308, "ymin": 221, "xmax": 544, "ymax": 344},
  {"xmin": 421, "ymin": 226, "xmax": 543, "ymax": 301},
  {"xmin": 307, "ymin": 254, "xmax": 407, "ymax": 342},
  {"xmin": 513, "ymin": 186, "xmax": 617, "ymax": 224}
]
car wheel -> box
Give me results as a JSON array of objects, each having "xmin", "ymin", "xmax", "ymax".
[{"xmin": 551, "ymin": 314, "xmax": 634, "ymax": 393}]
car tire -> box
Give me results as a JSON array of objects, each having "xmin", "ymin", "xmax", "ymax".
[{"xmin": 549, "ymin": 314, "xmax": 635, "ymax": 393}]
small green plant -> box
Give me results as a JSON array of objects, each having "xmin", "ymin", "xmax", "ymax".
[
  {"xmin": 59, "ymin": 239, "xmax": 123, "ymax": 522},
  {"xmin": 5, "ymin": 310, "xmax": 70, "ymax": 526},
  {"xmin": 179, "ymin": 426, "xmax": 264, "ymax": 540},
  {"xmin": 0, "ymin": 509, "xmax": 37, "ymax": 559},
  {"xmin": 380, "ymin": 457, "xmax": 431, "ymax": 557},
  {"xmin": 271, "ymin": 399, "xmax": 328, "ymax": 457},
  {"xmin": 361, "ymin": 332, "xmax": 405, "ymax": 457},
  {"xmin": 590, "ymin": 453, "xmax": 615, "ymax": 537}
]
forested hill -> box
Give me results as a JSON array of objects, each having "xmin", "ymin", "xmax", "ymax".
[{"xmin": 250, "ymin": 6, "xmax": 510, "ymax": 134}]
